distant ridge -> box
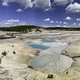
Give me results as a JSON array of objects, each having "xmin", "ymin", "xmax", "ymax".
[
  {"xmin": 0, "ymin": 25, "xmax": 43, "ymax": 32},
  {"xmin": 0, "ymin": 25, "xmax": 80, "ymax": 31},
  {"xmin": 45, "ymin": 27, "xmax": 80, "ymax": 31}
]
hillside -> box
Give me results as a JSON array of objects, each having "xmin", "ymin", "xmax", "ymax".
[
  {"xmin": 1, "ymin": 25, "xmax": 80, "ymax": 31},
  {"xmin": 45, "ymin": 27, "xmax": 80, "ymax": 31},
  {"xmin": 0, "ymin": 25, "xmax": 43, "ymax": 32}
]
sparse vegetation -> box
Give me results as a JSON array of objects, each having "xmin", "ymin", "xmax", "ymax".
[
  {"xmin": 2, "ymin": 51, "xmax": 7, "ymax": 56},
  {"xmin": 27, "ymin": 66, "xmax": 34, "ymax": 69},
  {"xmin": 12, "ymin": 45, "xmax": 14, "ymax": 47},
  {"xmin": 35, "ymin": 28, "xmax": 42, "ymax": 32},
  {"xmin": 29, "ymin": 29, "xmax": 32, "ymax": 32},
  {"xmin": 47, "ymin": 74, "xmax": 53, "ymax": 79},
  {"xmin": 13, "ymin": 51, "xmax": 16, "ymax": 54},
  {"xmin": 0, "ymin": 51, "xmax": 7, "ymax": 64}
]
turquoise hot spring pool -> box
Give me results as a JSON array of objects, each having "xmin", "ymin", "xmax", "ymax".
[
  {"xmin": 28, "ymin": 44, "xmax": 50, "ymax": 50},
  {"xmin": 28, "ymin": 39, "xmax": 66, "ymax": 50}
]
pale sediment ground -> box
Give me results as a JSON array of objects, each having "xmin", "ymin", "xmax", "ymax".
[
  {"xmin": 13, "ymin": 31, "xmax": 80, "ymax": 43},
  {"xmin": 65, "ymin": 41, "xmax": 80, "ymax": 57},
  {"xmin": 0, "ymin": 41, "xmax": 39, "ymax": 80},
  {"xmin": 38, "ymin": 44, "xmax": 68, "ymax": 56},
  {"xmin": 0, "ymin": 31, "xmax": 80, "ymax": 80}
]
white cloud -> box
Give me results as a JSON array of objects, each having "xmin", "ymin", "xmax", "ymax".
[
  {"xmin": 18, "ymin": 22, "xmax": 27, "ymax": 25},
  {"xmin": 42, "ymin": 25, "xmax": 49, "ymax": 28},
  {"xmin": 59, "ymin": 21, "xmax": 62, "ymax": 23},
  {"xmin": 76, "ymin": 18, "xmax": 80, "ymax": 22},
  {"xmin": 33, "ymin": 22, "xmax": 35, "ymax": 23},
  {"xmin": 36, "ymin": 23, "xmax": 38, "ymax": 25},
  {"xmin": 0, "ymin": 20, "xmax": 20, "ymax": 27},
  {"xmin": 2, "ymin": 0, "xmax": 33, "ymax": 9},
  {"xmin": 16, "ymin": 8, "xmax": 23, "ymax": 12},
  {"xmin": 42, "ymin": 25, "xmax": 54, "ymax": 28},
  {"xmin": 56, "ymin": 25, "xmax": 68, "ymax": 27},
  {"xmin": 44, "ymin": 18, "xmax": 50, "ymax": 21},
  {"xmin": 55, "ymin": 21, "xmax": 58, "ymax": 23},
  {"xmin": 66, "ymin": 3, "xmax": 80, "ymax": 13},
  {"xmin": 14, "ymin": 24, "xmax": 17, "ymax": 26},
  {"xmin": 7, "ymin": 19, "xmax": 20, "ymax": 23},
  {"xmin": 63, "ymin": 22, "xmax": 68, "ymax": 25},
  {"xmin": 42, "ymin": 25, "xmax": 69, "ymax": 28},
  {"xmin": 0, "ymin": 21, "xmax": 9, "ymax": 26},
  {"xmin": 4, "ymin": 22, "xmax": 13, "ymax": 25},
  {"xmin": 30, "ymin": 24, "xmax": 33, "ymax": 25},
  {"xmin": 54, "ymin": 0, "xmax": 74, "ymax": 5},
  {"xmin": 57, "ymin": 25, "xmax": 61, "ymax": 27},
  {"xmin": 33, "ymin": 0, "xmax": 51, "ymax": 10},
  {"xmin": 50, "ymin": 21, "xmax": 54, "ymax": 23},
  {"xmin": 65, "ymin": 16, "xmax": 72, "ymax": 20},
  {"xmin": 44, "ymin": 8, "xmax": 51, "ymax": 11},
  {"xmin": 1, "ymin": 20, "xmax": 6, "ymax": 24},
  {"xmin": 63, "ymin": 25, "xmax": 68, "ymax": 27},
  {"xmin": 78, "ymin": 23, "xmax": 80, "ymax": 26},
  {"xmin": 1, "ymin": 22, "xmax": 13, "ymax": 27},
  {"xmin": 2, "ymin": 1, "xmax": 9, "ymax": 6},
  {"xmin": 73, "ymin": 23, "xmax": 76, "ymax": 25},
  {"xmin": 0, "ymin": 20, "xmax": 27, "ymax": 27},
  {"xmin": 69, "ymin": 24, "xmax": 78, "ymax": 27}
]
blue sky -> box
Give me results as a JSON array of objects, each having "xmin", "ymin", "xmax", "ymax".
[{"xmin": 0, "ymin": 0, "xmax": 80, "ymax": 27}]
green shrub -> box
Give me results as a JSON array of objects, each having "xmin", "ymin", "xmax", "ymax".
[
  {"xmin": 12, "ymin": 45, "xmax": 14, "ymax": 47},
  {"xmin": 36, "ymin": 29, "xmax": 42, "ymax": 32},
  {"xmin": 2, "ymin": 51, "xmax": 7, "ymax": 56},
  {"xmin": 47, "ymin": 74, "xmax": 53, "ymax": 79},
  {"xmin": 13, "ymin": 51, "xmax": 16, "ymax": 54},
  {"xmin": 29, "ymin": 29, "xmax": 32, "ymax": 32}
]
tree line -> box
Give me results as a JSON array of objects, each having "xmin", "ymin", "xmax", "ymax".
[
  {"xmin": 0, "ymin": 25, "xmax": 42, "ymax": 32},
  {"xmin": 45, "ymin": 27, "xmax": 80, "ymax": 31},
  {"xmin": 0, "ymin": 25, "xmax": 80, "ymax": 31}
]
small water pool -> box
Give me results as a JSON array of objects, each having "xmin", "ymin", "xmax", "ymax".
[
  {"xmin": 29, "ymin": 54, "xmax": 60, "ymax": 68},
  {"xmin": 41, "ymin": 39, "xmax": 56, "ymax": 43},
  {"xmin": 28, "ymin": 39, "xmax": 67, "ymax": 50},
  {"xmin": 0, "ymin": 41, "xmax": 4, "ymax": 43},
  {"xmin": 28, "ymin": 44, "xmax": 50, "ymax": 50}
]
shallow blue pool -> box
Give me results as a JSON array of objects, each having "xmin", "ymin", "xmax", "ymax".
[
  {"xmin": 28, "ymin": 39, "xmax": 66, "ymax": 50},
  {"xmin": 0, "ymin": 41, "xmax": 3, "ymax": 43},
  {"xmin": 41, "ymin": 39, "xmax": 56, "ymax": 43},
  {"xmin": 28, "ymin": 44, "xmax": 50, "ymax": 50}
]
